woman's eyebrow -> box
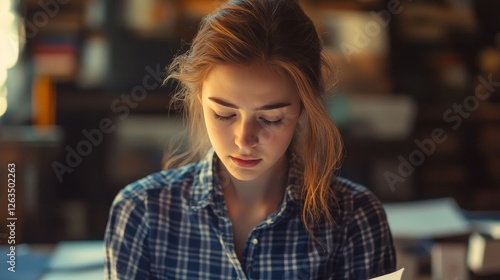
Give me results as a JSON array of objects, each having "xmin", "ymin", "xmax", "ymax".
[
  {"xmin": 208, "ymin": 97, "xmax": 291, "ymax": 110},
  {"xmin": 208, "ymin": 97, "xmax": 238, "ymax": 108}
]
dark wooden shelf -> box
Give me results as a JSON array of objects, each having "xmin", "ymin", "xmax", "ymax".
[
  {"xmin": 56, "ymin": 90, "xmax": 176, "ymax": 115},
  {"xmin": 418, "ymin": 103, "xmax": 500, "ymax": 123}
]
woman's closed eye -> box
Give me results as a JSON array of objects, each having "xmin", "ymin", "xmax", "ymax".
[
  {"xmin": 213, "ymin": 111, "xmax": 284, "ymax": 126},
  {"xmin": 213, "ymin": 112, "xmax": 235, "ymax": 121},
  {"xmin": 260, "ymin": 118, "xmax": 283, "ymax": 126}
]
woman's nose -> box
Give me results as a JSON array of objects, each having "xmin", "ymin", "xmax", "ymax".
[{"xmin": 235, "ymin": 119, "xmax": 259, "ymax": 149}]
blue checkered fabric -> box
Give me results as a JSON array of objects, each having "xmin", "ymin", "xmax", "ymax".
[{"xmin": 104, "ymin": 149, "xmax": 395, "ymax": 279}]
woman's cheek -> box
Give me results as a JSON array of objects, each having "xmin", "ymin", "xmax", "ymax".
[
  {"xmin": 260, "ymin": 118, "xmax": 297, "ymax": 143},
  {"xmin": 212, "ymin": 124, "xmax": 232, "ymax": 142},
  {"xmin": 259, "ymin": 125, "xmax": 290, "ymax": 144},
  {"xmin": 258, "ymin": 126, "xmax": 276, "ymax": 143}
]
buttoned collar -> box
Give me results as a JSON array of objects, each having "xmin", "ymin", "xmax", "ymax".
[{"xmin": 189, "ymin": 148, "xmax": 304, "ymax": 211}]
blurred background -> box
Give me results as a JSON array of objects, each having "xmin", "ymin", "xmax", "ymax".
[{"xmin": 0, "ymin": 0, "xmax": 499, "ymax": 279}]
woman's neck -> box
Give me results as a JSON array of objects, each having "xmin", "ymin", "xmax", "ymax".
[{"xmin": 220, "ymin": 156, "xmax": 288, "ymax": 210}]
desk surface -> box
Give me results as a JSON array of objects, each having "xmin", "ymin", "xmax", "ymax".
[{"xmin": 0, "ymin": 241, "xmax": 104, "ymax": 280}]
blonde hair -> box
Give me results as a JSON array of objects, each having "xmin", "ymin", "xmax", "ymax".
[{"xmin": 164, "ymin": 0, "xmax": 343, "ymax": 237}]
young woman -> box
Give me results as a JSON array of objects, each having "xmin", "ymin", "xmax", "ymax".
[{"xmin": 104, "ymin": 0, "xmax": 396, "ymax": 279}]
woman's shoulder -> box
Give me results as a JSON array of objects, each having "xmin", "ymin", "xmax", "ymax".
[
  {"xmin": 333, "ymin": 177, "xmax": 379, "ymax": 199},
  {"xmin": 329, "ymin": 177, "xmax": 396, "ymax": 276},
  {"xmin": 332, "ymin": 176, "xmax": 388, "ymax": 223},
  {"xmin": 111, "ymin": 161, "xmax": 203, "ymax": 206}
]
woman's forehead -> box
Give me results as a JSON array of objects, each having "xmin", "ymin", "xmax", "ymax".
[{"xmin": 202, "ymin": 64, "xmax": 299, "ymax": 103}]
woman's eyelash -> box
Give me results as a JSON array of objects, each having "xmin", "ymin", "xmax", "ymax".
[
  {"xmin": 261, "ymin": 118, "xmax": 283, "ymax": 126},
  {"xmin": 213, "ymin": 112, "xmax": 234, "ymax": 121},
  {"xmin": 213, "ymin": 112, "xmax": 283, "ymax": 126}
]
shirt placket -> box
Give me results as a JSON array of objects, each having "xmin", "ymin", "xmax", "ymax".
[
  {"xmin": 221, "ymin": 216, "xmax": 248, "ymax": 279},
  {"xmin": 211, "ymin": 199, "xmax": 249, "ymax": 280},
  {"xmin": 241, "ymin": 229, "xmax": 260, "ymax": 278},
  {"xmin": 243, "ymin": 203, "xmax": 290, "ymax": 279}
]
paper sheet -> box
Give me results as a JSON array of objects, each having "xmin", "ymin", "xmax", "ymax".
[
  {"xmin": 383, "ymin": 198, "xmax": 470, "ymax": 238},
  {"xmin": 369, "ymin": 268, "xmax": 404, "ymax": 280},
  {"xmin": 47, "ymin": 240, "xmax": 103, "ymax": 270},
  {"xmin": 40, "ymin": 241, "xmax": 104, "ymax": 280}
]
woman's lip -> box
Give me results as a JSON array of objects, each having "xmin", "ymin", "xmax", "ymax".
[{"xmin": 230, "ymin": 156, "xmax": 261, "ymax": 168}]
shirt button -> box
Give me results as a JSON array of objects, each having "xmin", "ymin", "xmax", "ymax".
[
  {"xmin": 265, "ymin": 218, "xmax": 273, "ymax": 224},
  {"xmin": 251, "ymin": 238, "xmax": 258, "ymax": 245}
]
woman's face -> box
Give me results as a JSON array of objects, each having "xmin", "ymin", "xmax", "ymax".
[{"xmin": 201, "ymin": 64, "xmax": 302, "ymax": 182}]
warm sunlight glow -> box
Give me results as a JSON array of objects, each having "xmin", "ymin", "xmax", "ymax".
[
  {"xmin": 0, "ymin": 0, "xmax": 11, "ymax": 13},
  {"xmin": 0, "ymin": 92, "xmax": 8, "ymax": 117},
  {"xmin": 0, "ymin": 0, "xmax": 20, "ymax": 119},
  {"xmin": 0, "ymin": 20, "xmax": 19, "ymax": 69},
  {"xmin": 0, "ymin": 68, "xmax": 6, "ymax": 86}
]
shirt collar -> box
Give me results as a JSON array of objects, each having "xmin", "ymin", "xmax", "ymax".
[
  {"xmin": 189, "ymin": 148, "xmax": 304, "ymax": 211},
  {"xmin": 285, "ymin": 150, "xmax": 305, "ymax": 204},
  {"xmin": 189, "ymin": 148, "xmax": 218, "ymax": 210}
]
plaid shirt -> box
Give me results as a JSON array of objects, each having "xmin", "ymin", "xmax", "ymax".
[{"xmin": 104, "ymin": 149, "xmax": 395, "ymax": 279}]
